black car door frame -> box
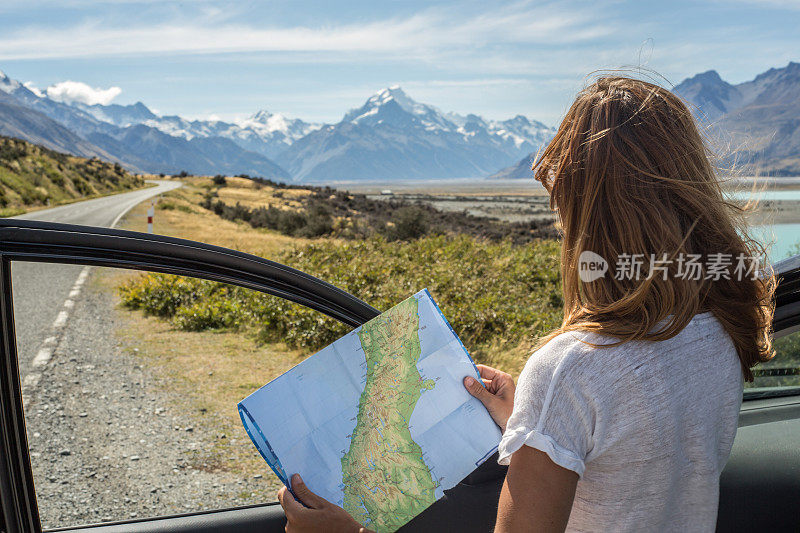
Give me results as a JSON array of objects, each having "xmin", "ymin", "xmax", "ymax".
[{"xmin": 0, "ymin": 219, "xmax": 380, "ymax": 533}]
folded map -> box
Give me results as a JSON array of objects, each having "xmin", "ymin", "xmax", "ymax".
[{"xmin": 238, "ymin": 289, "xmax": 502, "ymax": 532}]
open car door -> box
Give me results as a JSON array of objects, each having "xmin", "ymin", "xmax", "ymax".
[{"xmin": 0, "ymin": 220, "xmax": 507, "ymax": 533}]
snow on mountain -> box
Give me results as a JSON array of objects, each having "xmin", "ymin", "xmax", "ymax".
[
  {"xmin": 0, "ymin": 70, "xmax": 24, "ymax": 94},
  {"xmin": 75, "ymin": 101, "xmax": 157, "ymax": 127},
  {"xmin": 238, "ymin": 110, "xmax": 321, "ymax": 141},
  {"xmin": 0, "ymin": 76, "xmax": 322, "ymax": 161},
  {"xmin": 134, "ymin": 109, "xmax": 320, "ymax": 159},
  {"xmin": 1, "ymin": 69, "xmax": 555, "ymax": 182},
  {"xmin": 0, "ymin": 89, "xmax": 116, "ymax": 162},
  {"xmin": 0, "ymin": 70, "xmax": 290, "ymax": 178},
  {"xmin": 341, "ymin": 85, "xmax": 553, "ymax": 148},
  {"xmin": 343, "ymin": 85, "xmax": 457, "ymax": 132},
  {"xmin": 278, "ymin": 86, "xmax": 554, "ymax": 182}
]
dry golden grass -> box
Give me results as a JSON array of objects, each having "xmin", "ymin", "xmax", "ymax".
[{"xmin": 212, "ymin": 176, "xmax": 310, "ymax": 210}]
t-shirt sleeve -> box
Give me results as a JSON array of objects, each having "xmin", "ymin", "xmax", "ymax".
[{"xmin": 497, "ymin": 333, "xmax": 597, "ymax": 478}]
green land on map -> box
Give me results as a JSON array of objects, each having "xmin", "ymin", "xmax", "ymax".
[{"xmin": 340, "ymin": 296, "xmax": 437, "ymax": 532}]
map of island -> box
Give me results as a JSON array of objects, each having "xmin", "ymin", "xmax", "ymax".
[
  {"xmin": 341, "ymin": 296, "xmax": 437, "ymax": 532},
  {"xmin": 238, "ymin": 290, "xmax": 502, "ymax": 532}
]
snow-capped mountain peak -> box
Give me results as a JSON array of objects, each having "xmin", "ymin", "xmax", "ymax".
[
  {"xmin": 343, "ymin": 86, "xmax": 456, "ymax": 131},
  {"xmin": 249, "ymin": 109, "xmax": 274, "ymax": 122},
  {"xmin": 0, "ymin": 70, "xmax": 23, "ymax": 94},
  {"xmin": 0, "ymin": 67, "xmax": 556, "ymax": 182},
  {"xmin": 235, "ymin": 110, "xmax": 321, "ymax": 144},
  {"xmin": 370, "ymin": 85, "xmax": 429, "ymax": 116},
  {"xmin": 240, "ymin": 110, "xmax": 302, "ymax": 134},
  {"xmin": 337, "ymin": 85, "xmax": 554, "ymax": 154}
]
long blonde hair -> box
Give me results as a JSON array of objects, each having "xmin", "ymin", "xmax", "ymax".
[{"xmin": 534, "ymin": 76, "xmax": 774, "ymax": 381}]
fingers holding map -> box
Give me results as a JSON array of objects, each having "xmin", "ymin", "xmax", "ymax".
[{"xmin": 238, "ymin": 289, "xmax": 502, "ymax": 532}]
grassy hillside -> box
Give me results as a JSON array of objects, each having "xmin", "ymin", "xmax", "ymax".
[{"xmin": 0, "ymin": 135, "xmax": 146, "ymax": 216}]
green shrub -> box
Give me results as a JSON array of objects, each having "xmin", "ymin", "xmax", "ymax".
[
  {"xmin": 299, "ymin": 205, "xmax": 334, "ymax": 238},
  {"xmin": 175, "ymin": 297, "xmax": 243, "ymax": 330},
  {"xmin": 119, "ymin": 274, "xmax": 206, "ymax": 317},
  {"xmin": 383, "ymin": 206, "xmax": 429, "ymax": 241}
]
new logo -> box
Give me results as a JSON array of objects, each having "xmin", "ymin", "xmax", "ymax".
[{"xmin": 578, "ymin": 251, "xmax": 608, "ymax": 282}]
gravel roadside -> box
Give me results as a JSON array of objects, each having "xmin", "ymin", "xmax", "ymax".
[{"xmin": 22, "ymin": 268, "xmax": 277, "ymax": 530}]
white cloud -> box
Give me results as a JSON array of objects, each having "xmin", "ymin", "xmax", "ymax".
[
  {"xmin": 0, "ymin": 2, "xmax": 616, "ymax": 61},
  {"xmin": 22, "ymin": 81, "xmax": 43, "ymax": 97},
  {"xmin": 45, "ymin": 80, "xmax": 122, "ymax": 105},
  {"xmin": 709, "ymin": 0, "xmax": 800, "ymax": 9}
]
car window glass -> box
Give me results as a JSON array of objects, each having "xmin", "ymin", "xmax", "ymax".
[
  {"xmin": 748, "ymin": 329, "xmax": 800, "ymax": 392},
  {"xmin": 14, "ymin": 263, "xmax": 304, "ymax": 529}
]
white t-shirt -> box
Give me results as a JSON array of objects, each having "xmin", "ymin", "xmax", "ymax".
[{"xmin": 498, "ymin": 312, "xmax": 743, "ymax": 532}]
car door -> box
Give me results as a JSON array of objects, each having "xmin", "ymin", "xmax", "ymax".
[
  {"xmin": 716, "ymin": 254, "xmax": 800, "ymax": 532},
  {"xmin": 0, "ymin": 219, "xmax": 509, "ymax": 533}
]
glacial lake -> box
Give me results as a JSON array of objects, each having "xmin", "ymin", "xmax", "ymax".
[{"xmin": 725, "ymin": 190, "xmax": 800, "ymax": 262}]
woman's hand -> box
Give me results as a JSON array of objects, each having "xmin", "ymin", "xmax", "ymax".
[
  {"xmin": 277, "ymin": 474, "xmax": 372, "ymax": 533},
  {"xmin": 463, "ymin": 364, "xmax": 516, "ymax": 432}
]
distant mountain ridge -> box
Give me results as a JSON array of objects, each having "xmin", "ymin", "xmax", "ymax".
[
  {"xmin": 490, "ymin": 61, "xmax": 800, "ymax": 179},
  {"xmin": 142, "ymin": 110, "xmax": 321, "ymax": 160},
  {"xmin": 0, "ymin": 90, "xmax": 116, "ymax": 162},
  {"xmin": 75, "ymin": 101, "xmax": 157, "ymax": 127},
  {"xmin": 674, "ymin": 61, "xmax": 800, "ymax": 175},
  {"xmin": 0, "ymin": 70, "xmax": 554, "ymax": 182},
  {"xmin": 487, "ymin": 152, "xmax": 540, "ymax": 180},
  {"xmin": 0, "ymin": 70, "xmax": 290, "ymax": 179},
  {"xmin": 277, "ymin": 85, "xmax": 554, "ymax": 181}
]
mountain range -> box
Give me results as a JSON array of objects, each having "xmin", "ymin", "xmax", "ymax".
[
  {"xmin": 490, "ymin": 61, "xmax": 800, "ymax": 179},
  {"xmin": 0, "ymin": 71, "xmax": 290, "ymax": 179},
  {"xmin": 0, "ymin": 71, "xmax": 553, "ymax": 182},
  {"xmin": 277, "ymin": 86, "xmax": 553, "ymax": 181},
  {"xmin": 1, "ymin": 61, "xmax": 798, "ymax": 181},
  {"xmin": 674, "ymin": 61, "xmax": 800, "ymax": 175}
]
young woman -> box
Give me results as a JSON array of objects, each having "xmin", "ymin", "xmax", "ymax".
[{"xmin": 276, "ymin": 76, "xmax": 775, "ymax": 532}]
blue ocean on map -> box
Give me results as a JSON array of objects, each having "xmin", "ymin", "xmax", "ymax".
[{"xmin": 238, "ymin": 289, "xmax": 502, "ymax": 509}]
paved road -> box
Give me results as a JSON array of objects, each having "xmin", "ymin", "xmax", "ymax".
[{"xmin": 11, "ymin": 180, "xmax": 182, "ymax": 376}]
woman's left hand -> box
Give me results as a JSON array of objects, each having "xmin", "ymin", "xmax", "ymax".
[{"xmin": 277, "ymin": 474, "xmax": 370, "ymax": 533}]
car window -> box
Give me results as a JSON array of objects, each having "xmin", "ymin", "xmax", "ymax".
[
  {"xmin": 14, "ymin": 262, "xmax": 306, "ymax": 529},
  {"xmin": 746, "ymin": 329, "xmax": 800, "ymax": 395}
]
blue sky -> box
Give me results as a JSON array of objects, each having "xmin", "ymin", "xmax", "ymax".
[{"xmin": 0, "ymin": 0, "xmax": 797, "ymax": 125}]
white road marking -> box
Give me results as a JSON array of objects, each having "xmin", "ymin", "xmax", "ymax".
[
  {"xmin": 23, "ymin": 265, "xmax": 91, "ymax": 390},
  {"xmin": 52, "ymin": 310, "xmax": 70, "ymax": 329}
]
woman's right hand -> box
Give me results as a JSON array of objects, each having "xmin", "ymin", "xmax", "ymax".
[{"xmin": 463, "ymin": 364, "xmax": 515, "ymax": 432}]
